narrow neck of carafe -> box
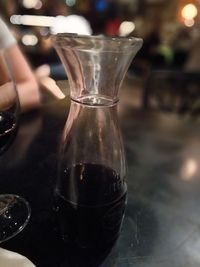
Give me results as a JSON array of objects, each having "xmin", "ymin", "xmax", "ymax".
[{"xmin": 70, "ymin": 93, "xmax": 119, "ymax": 107}]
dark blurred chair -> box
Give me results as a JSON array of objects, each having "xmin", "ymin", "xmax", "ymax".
[{"xmin": 142, "ymin": 70, "xmax": 200, "ymax": 117}]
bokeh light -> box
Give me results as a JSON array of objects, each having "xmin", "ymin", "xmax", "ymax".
[
  {"xmin": 184, "ymin": 18, "xmax": 195, "ymax": 27},
  {"xmin": 22, "ymin": 34, "xmax": 38, "ymax": 46},
  {"xmin": 119, "ymin": 21, "xmax": 135, "ymax": 36},
  {"xmin": 65, "ymin": 0, "xmax": 76, "ymax": 7},
  {"xmin": 181, "ymin": 3, "xmax": 198, "ymax": 20}
]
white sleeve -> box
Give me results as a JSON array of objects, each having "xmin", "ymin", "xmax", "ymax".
[{"xmin": 0, "ymin": 17, "xmax": 17, "ymax": 50}]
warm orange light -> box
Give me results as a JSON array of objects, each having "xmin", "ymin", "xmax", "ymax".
[{"xmin": 181, "ymin": 3, "xmax": 198, "ymax": 20}]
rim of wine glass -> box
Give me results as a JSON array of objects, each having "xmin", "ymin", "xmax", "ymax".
[{"xmin": 0, "ymin": 194, "xmax": 31, "ymax": 243}]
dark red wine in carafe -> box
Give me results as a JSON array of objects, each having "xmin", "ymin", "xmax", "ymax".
[{"xmin": 55, "ymin": 163, "xmax": 127, "ymax": 249}]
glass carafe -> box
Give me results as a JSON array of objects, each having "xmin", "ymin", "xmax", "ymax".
[{"xmin": 52, "ymin": 34, "xmax": 142, "ymax": 266}]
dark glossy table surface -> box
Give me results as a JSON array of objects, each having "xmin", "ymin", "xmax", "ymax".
[{"xmin": 1, "ymin": 93, "xmax": 200, "ymax": 267}]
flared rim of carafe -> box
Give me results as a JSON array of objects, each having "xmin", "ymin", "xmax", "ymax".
[{"xmin": 51, "ymin": 33, "xmax": 143, "ymax": 52}]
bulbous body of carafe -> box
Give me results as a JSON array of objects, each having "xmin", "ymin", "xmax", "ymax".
[
  {"xmin": 56, "ymin": 100, "xmax": 127, "ymax": 247},
  {"xmin": 52, "ymin": 34, "xmax": 142, "ymax": 266}
]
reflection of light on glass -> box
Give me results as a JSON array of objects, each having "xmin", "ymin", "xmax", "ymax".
[
  {"xmin": 119, "ymin": 21, "xmax": 135, "ymax": 36},
  {"xmin": 181, "ymin": 4, "xmax": 198, "ymax": 20},
  {"xmin": 184, "ymin": 18, "xmax": 195, "ymax": 27},
  {"xmin": 66, "ymin": 0, "xmax": 76, "ymax": 6},
  {"xmin": 22, "ymin": 34, "xmax": 38, "ymax": 46},
  {"xmin": 22, "ymin": 0, "xmax": 38, "ymax": 9},
  {"xmin": 181, "ymin": 158, "xmax": 198, "ymax": 181},
  {"xmin": 10, "ymin": 15, "xmax": 55, "ymax": 27}
]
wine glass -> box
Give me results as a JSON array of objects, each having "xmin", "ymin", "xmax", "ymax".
[{"xmin": 0, "ymin": 49, "xmax": 31, "ymax": 243}]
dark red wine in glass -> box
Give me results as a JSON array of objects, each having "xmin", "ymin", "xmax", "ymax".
[{"xmin": 0, "ymin": 51, "xmax": 31, "ymax": 243}]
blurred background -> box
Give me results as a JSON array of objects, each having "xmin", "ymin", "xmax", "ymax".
[{"xmin": 1, "ymin": 0, "xmax": 200, "ymax": 77}]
